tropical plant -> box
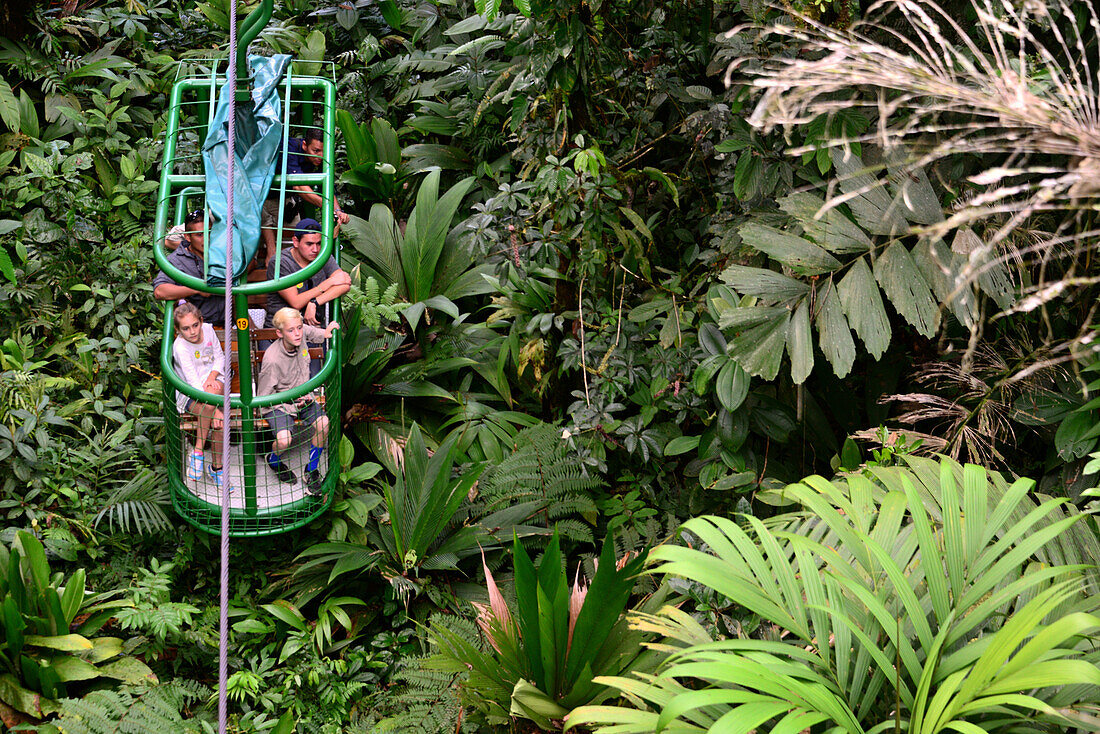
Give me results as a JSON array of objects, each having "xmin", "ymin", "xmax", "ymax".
[
  {"xmin": 92, "ymin": 465, "xmax": 173, "ymax": 535},
  {"xmin": 428, "ymin": 531, "xmax": 654, "ymax": 730},
  {"xmin": 712, "ymin": 155, "xmax": 1014, "ymax": 383},
  {"xmin": 336, "ymin": 111, "xmax": 404, "ymax": 209},
  {"xmin": 0, "ymin": 530, "xmax": 152, "ymax": 722},
  {"xmin": 484, "ymin": 264, "xmax": 564, "ymax": 399},
  {"xmin": 743, "ymin": 0, "xmax": 1097, "ymax": 376},
  {"xmin": 291, "ymin": 424, "xmax": 543, "ymax": 602},
  {"xmin": 476, "ymin": 422, "xmax": 598, "ymax": 546},
  {"xmin": 569, "ymin": 456, "xmax": 1100, "ymax": 733},
  {"xmin": 33, "ymin": 679, "xmax": 210, "ymax": 734},
  {"xmin": 343, "ymin": 170, "xmax": 494, "ymax": 333},
  {"xmin": 351, "ymin": 613, "xmax": 476, "ymax": 733}
]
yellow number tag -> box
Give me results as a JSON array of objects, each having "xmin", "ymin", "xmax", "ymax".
[{"xmin": 236, "ymin": 318, "xmax": 249, "ymax": 331}]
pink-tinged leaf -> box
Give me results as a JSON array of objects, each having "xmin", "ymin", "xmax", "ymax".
[
  {"xmin": 476, "ymin": 548, "xmax": 515, "ymax": 653},
  {"xmin": 567, "ymin": 563, "xmax": 588, "ymax": 654}
]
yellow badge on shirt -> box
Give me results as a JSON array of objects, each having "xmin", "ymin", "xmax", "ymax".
[
  {"xmin": 302, "ymin": 347, "xmax": 309, "ymax": 357},
  {"xmin": 195, "ymin": 350, "xmax": 201, "ymax": 359}
]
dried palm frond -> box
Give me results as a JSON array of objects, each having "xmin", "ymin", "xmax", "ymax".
[
  {"xmin": 880, "ymin": 342, "xmax": 1064, "ymax": 465},
  {"xmin": 738, "ymin": 0, "xmax": 1100, "ymax": 373}
]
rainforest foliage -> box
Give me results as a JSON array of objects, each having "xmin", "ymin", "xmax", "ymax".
[{"xmin": 2, "ymin": 0, "xmax": 1100, "ymax": 731}]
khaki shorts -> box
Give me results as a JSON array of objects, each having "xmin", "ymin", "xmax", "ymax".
[
  {"xmin": 266, "ymin": 400, "xmax": 324, "ymax": 436},
  {"xmin": 261, "ymin": 195, "xmax": 301, "ymax": 233}
]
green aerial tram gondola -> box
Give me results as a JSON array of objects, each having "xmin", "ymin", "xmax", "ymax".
[{"xmin": 153, "ymin": 0, "xmax": 342, "ymax": 538}]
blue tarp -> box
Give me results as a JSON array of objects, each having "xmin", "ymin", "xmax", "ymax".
[{"xmin": 202, "ymin": 54, "xmax": 292, "ymax": 286}]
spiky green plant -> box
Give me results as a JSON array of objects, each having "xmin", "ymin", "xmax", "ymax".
[
  {"xmin": 429, "ymin": 531, "xmax": 656, "ymax": 730},
  {"xmin": 568, "ymin": 457, "xmax": 1100, "ymax": 733}
]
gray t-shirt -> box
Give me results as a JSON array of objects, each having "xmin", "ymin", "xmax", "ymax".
[
  {"xmin": 152, "ymin": 245, "xmax": 227, "ymax": 323},
  {"xmin": 264, "ymin": 251, "xmax": 338, "ymax": 329}
]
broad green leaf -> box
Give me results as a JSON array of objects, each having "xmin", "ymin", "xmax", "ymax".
[
  {"xmin": 511, "ymin": 679, "xmax": 569, "ymax": 726},
  {"xmin": 728, "ymin": 311, "xmax": 790, "ymax": 381},
  {"xmin": 720, "ymin": 265, "xmax": 809, "ymax": 300},
  {"xmin": 733, "ymin": 150, "xmax": 762, "ymax": 200},
  {"xmin": 402, "ymin": 143, "xmax": 472, "ymax": 173},
  {"xmin": 262, "ymin": 600, "xmax": 307, "ymax": 632},
  {"xmin": 837, "ymin": 256, "xmax": 891, "ymax": 359},
  {"xmin": 873, "ymin": 242, "xmax": 940, "ymax": 337},
  {"xmin": 778, "ymin": 192, "xmax": 871, "ymax": 254},
  {"xmin": 951, "ymin": 228, "xmax": 1015, "ymax": 310},
  {"xmin": 344, "ymin": 208, "xmax": 402, "ymax": 294},
  {"xmin": 58, "ymin": 569, "xmax": 84, "ymax": 628},
  {"xmin": 48, "ymin": 655, "xmax": 100, "ymax": 682},
  {"xmin": 815, "ymin": 280, "xmax": 856, "ymax": 378},
  {"xmin": 95, "ymin": 656, "xmax": 156, "ymax": 684},
  {"xmin": 911, "ymin": 237, "xmax": 976, "ymax": 329},
  {"xmin": 0, "ymin": 249, "xmax": 13, "ymax": 283},
  {"xmin": 371, "ymin": 119, "xmax": 401, "ymax": 166},
  {"xmin": 619, "ymin": 207, "xmax": 653, "ymax": 241},
  {"xmin": 87, "ymin": 636, "xmax": 123, "ymax": 664},
  {"xmin": 831, "ymin": 149, "xmax": 909, "ymax": 236},
  {"xmin": 272, "ymin": 710, "xmax": 298, "ymax": 734},
  {"xmin": 715, "ymin": 360, "xmax": 750, "ymax": 412},
  {"xmin": 787, "ymin": 299, "xmax": 814, "ymax": 384},
  {"xmin": 378, "ymin": 0, "xmax": 402, "ymax": 28},
  {"xmin": 0, "ymin": 672, "xmax": 49, "ymax": 718},
  {"xmin": 693, "ymin": 354, "xmax": 725, "ymax": 395},
  {"xmin": 17, "ymin": 90, "xmax": 38, "ymax": 139},
  {"xmin": 15, "ymin": 531, "xmax": 49, "ymax": 595},
  {"xmin": 445, "ymin": 14, "xmax": 488, "ymax": 35},
  {"xmin": 739, "ymin": 222, "xmax": 841, "ymax": 276},
  {"xmin": 0, "ymin": 75, "xmax": 19, "ymax": 133},
  {"xmin": 886, "ymin": 154, "xmax": 943, "ymax": 225},
  {"xmin": 512, "ymin": 533, "xmax": 545, "ymax": 686},
  {"xmin": 296, "ymin": 30, "xmax": 326, "ymax": 76},
  {"xmin": 403, "ymin": 172, "xmax": 475, "ymax": 303},
  {"xmin": 716, "ymin": 305, "xmax": 788, "ymax": 331},
  {"xmin": 1054, "ymin": 411, "xmax": 1100, "ymax": 461},
  {"xmin": 659, "ymin": 310, "xmax": 681, "ymax": 349},
  {"xmin": 664, "ymin": 436, "xmax": 700, "ymax": 456},
  {"xmin": 24, "ymin": 634, "xmax": 92, "ymax": 652}
]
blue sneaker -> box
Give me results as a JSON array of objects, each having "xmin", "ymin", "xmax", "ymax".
[
  {"xmin": 211, "ymin": 466, "xmax": 233, "ymax": 494},
  {"xmin": 186, "ymin": 450, "xmax": 204, "ymax": 481}
]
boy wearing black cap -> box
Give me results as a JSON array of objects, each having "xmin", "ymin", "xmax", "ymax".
[{"xmin": 264, "ymin": 218, "xmax": 351, "ymax": 330}]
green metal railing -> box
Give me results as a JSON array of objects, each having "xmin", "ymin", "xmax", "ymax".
[{"xmin": 156, "ymin": 60, "xmax": 342, "ymax": 537}]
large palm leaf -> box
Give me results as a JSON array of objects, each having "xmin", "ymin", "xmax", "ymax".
[{"xmin": 568, "ymin": 458, "xmax": 1100, "ymax": 733}]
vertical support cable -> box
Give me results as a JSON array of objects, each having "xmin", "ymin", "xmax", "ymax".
[{"xmin": 218, "ymin": 0, "xmax": 238, "ymax": 731}]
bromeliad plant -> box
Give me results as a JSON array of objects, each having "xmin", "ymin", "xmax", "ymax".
[
  {"xmin": 569, "ymin": 457, "xmax": 1100, "ymax": 733},
  {"xmin": 428, "ymin": 531, "xmax": 652, "ymax": 730},
  {"xmin": 0, "ymin": 530, "xmax": 153, "ymax": 721}
]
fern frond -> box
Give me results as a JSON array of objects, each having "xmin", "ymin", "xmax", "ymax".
[
  {"xmin": 53, "ymin": 680, "xmax": 208, "ymax": 734},
  {"xmin": 478, "ymin": 423, "xmax": 600, "ymax": 548}
]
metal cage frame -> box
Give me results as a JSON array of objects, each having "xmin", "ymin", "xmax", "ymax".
[{"xmin": 155, "ymin": 60, "xmax": 342, "ymax": 537}]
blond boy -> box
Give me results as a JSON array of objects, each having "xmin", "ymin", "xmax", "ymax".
[{"xmin": 257, "ymin": 307, "xmax": 339, "ymax": 494}]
